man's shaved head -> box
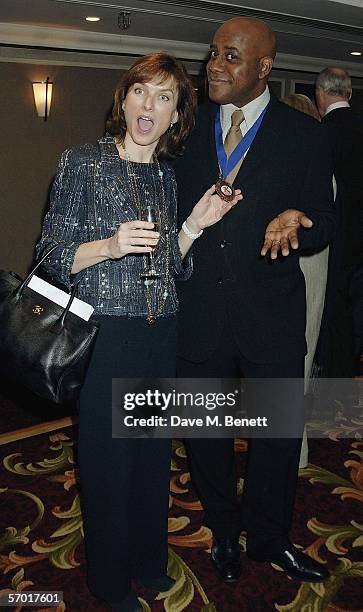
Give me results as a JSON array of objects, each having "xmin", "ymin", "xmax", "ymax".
[{"xmin": 217, "ymin": 17, "xmax": 276, "ymax": 60}]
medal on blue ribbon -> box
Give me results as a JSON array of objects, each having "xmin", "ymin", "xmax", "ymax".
[{"xmin": 214, "ymin": 106, "xmax": 267, "ymax": 201}]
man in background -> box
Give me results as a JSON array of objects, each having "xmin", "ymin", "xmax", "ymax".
[{"xmin": 315, "ymin": 67, "xmax": 363, "ymax": 379}]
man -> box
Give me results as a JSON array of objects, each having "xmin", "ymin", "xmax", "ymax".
[
  {"xmin": 175, "ymin": 17, "xmax": 336, "ymax": 583},
  {"xmin": 315, "ymin": 67, "xmax": 363, "ymax": 378}
]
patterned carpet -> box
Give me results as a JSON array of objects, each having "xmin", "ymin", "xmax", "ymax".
[{"xmin": 0, "ymin": 396, "xmax": 362, "ymax": 612}]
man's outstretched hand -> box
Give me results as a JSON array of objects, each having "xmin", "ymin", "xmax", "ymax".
[{"xmin": 261, "ymin": 209, "xmax": 313, "ymax": 259}]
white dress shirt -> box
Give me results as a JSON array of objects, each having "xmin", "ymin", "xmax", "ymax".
[{"xmin": 325, "ymin": 100, "xmax": 350, "ymax": 116}]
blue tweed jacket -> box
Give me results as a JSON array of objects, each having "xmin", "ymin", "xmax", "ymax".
[{"xmin": 36, "ymin": 135, "xmax": 191, "ymax": 317}]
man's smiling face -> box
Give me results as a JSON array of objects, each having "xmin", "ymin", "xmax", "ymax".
[{"xmin": 207, "ymin": 19, "xmax": 275, "ymax": 107}]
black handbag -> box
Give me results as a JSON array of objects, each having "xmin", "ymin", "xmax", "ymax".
[{"xmin": 0, "ymin": 243, "xmax": 100, "ymax": 404}]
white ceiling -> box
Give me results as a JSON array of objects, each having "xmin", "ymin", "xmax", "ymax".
[{"xmin": 0, "ymin": 0, "xmax": 362, "ymax": 76}]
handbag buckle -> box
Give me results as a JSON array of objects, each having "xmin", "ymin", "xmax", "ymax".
[{"xmin": 32, "ymin": 305, "xmax": 44, "ymax": 315}]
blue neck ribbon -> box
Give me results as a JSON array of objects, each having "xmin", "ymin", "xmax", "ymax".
[{"xmin": 215, "ymin": 106, "xmax": 267, "ymax": 178}]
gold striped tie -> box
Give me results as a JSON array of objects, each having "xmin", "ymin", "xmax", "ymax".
[{"xmin": 224, "ymin": 110, "xmax": 245, "ymax": 158}]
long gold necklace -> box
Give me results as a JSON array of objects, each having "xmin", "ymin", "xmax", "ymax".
[{"xmin": 122, "ymin": 143, "xmax": 171, "ymax": 325}]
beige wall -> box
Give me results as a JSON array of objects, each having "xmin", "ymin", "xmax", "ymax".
[{"xmin": 0, "ymin": 62, "xmax": 122, "ymax": 276}]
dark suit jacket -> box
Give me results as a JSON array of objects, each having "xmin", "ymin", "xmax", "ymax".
[
  {"xmin": 313, "ymin": 107, "xmax": 363, "ymax": 373},
  {"xmin": 322, "ymin": 107, "xmax": 363, "ymax": 267},
  {"xmin": 175, "ymin": 95, "xmax": 336, "ymax": 364}
]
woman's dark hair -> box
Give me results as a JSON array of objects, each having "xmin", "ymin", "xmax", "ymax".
[{"xmin": 107, "ymin": 52, "xmax": 196, "ymax": 160}]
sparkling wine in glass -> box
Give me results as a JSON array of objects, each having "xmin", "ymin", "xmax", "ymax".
[{"xmin": 139, "ymin": 204, "xmax": 160, "ymax": 279}]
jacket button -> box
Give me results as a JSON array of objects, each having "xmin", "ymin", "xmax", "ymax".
[
  {"xmin": 220, "ymin": 240, "xmax": 226, "ymax": 248},
  {"xmin": 217, "ymin": 278, "xmax": 223, "ymax": 285}
]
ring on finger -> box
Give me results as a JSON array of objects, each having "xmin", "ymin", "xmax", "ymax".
[{"xmin": 272, "ymin": 239, "xmax": 281, "ymax": 246}]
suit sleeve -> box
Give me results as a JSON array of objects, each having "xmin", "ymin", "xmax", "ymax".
[
  {"xmin": 35, "ymin": 149, "xmax": 88, "ymax": 289},
  {"xmin": 296, "ymin": 125, "xmax": 337, "ymax": 253}
]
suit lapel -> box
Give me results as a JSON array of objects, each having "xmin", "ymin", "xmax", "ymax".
[{"xmin": 230, "ymin": 97, "xmax": 281, "ymax": 188}]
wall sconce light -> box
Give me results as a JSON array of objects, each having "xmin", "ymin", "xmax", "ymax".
[{"xmin": 32, "ymin": 77, "xmax": 53, "ymax": 121}]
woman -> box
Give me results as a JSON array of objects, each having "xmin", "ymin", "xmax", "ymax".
[{"xmin": 36, "ymin": 53, "xmax": 241, "ymax": 612}]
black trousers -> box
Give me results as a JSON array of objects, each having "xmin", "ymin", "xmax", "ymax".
[
  {"xmin": 78, "ymin": 315, "xmax": 177, "ymax": 603},
  {"xmin": 177, "ymin": 319, "xmax": 304, "ymax": 556}
]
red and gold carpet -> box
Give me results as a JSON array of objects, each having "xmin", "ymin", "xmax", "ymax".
[{"xmin": 0, "ymin": 408, "xmax": 362, "ymax": 611}]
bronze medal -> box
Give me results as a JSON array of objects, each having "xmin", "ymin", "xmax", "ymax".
[{"xmin": 215, "ymin": 177, "xmax": 235, "ymax": 202}]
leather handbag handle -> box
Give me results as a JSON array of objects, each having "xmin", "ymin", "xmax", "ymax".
[
  {"xmin": 52, "ymin": 281, "xmax": 80, "ymax": 333},
  {"xmin": 14, "ymin": 242, "xmax": 82, "ymax": 329},
  {"xmin": 17, "ymin": 242, "xmax": 67, "ymax": 297}
]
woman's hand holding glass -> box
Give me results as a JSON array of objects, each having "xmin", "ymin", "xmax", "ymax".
[
  {"xmin": 186, "ymin": 185, "xmax": 243, "ymax": 234},
  {"xmin": 107, "ymin": 220, "xmax": 159, "ymax": 259},
  {"xmin": 138, "ymin": 205, "xmax": 161, "ymax": 279}
]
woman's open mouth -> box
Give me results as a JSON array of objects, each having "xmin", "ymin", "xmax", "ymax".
[{"xmin": 137, "ymin": 116, "xmax": 154, "ymax": 134}]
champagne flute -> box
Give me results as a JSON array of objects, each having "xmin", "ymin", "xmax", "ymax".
[{"xmin": 139, "ymin": 204, "xmax": 161, "ymax": 279}]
